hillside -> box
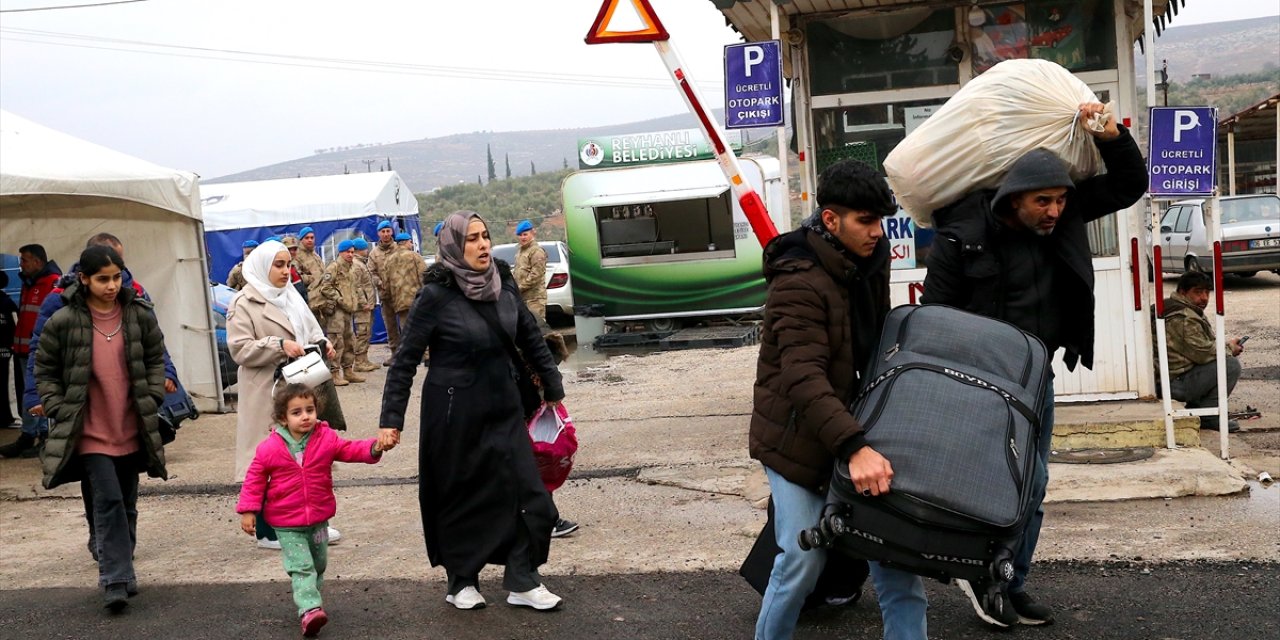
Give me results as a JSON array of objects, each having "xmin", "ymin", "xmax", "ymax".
[{"xmin": 213, "ymin": 16, "xmax": 1277, "ymax": 192}]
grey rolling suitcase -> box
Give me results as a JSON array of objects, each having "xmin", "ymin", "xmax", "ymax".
[{"xmin": 800, "ymin": 304, "xmax": 1051, "ymax": 587}]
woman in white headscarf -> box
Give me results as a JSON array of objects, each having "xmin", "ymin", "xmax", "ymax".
[{"xmin": 226, "ymin": 240, "xmax": 338, "ymax": 548}]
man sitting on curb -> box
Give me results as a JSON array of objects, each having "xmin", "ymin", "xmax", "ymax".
[{"xmin": 1155, "ymin": 271, "xmax": 1244, "ymax": 432}]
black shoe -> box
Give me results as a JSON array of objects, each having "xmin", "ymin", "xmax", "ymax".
[
  {"xmin": 1009, "ymin": 590, "xmax": 1054, "ymax": 626},
  {"xmin": 551, "ymin": 518, "xmax": 579, "ymax": 538},
  {"xmin": 956, "ymin": 579, "xmax": 1018, "ymax": 628},
  {"xmin": 103, "ymin": 584, "xmax": 129, "ymax": 612},
  {"xmin": 18, "ymin": 437, "xmax": 44, "ymax": 459},
  {"xmin": 1199, "ymin": 417, "xmax": 1241, "ymax": 433},
  {"xmin": 0, "ymin": 433, "xmax": 36, "ymax": 458},
  {"xmin": 126, "ymin": 581, "xmax": 138, "ymax": 597}
]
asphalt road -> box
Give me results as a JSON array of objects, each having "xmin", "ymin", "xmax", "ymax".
[{"xmin": 1, "ymin": 560, "xmax": 1274, "ymax": 640}]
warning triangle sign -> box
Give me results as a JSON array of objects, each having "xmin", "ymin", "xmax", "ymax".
[{"xmin": 585, "ymin": 0, "xmax": 669, "ymax": 44}]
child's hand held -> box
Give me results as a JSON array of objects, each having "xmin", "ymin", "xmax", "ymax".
[{"xmin": 241, "ymin": 512, "xmax": 257, "ymax": 536}]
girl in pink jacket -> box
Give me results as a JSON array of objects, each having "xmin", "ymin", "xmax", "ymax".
[{"xmin": 236, "ymin": 383, "xmax": 392, "ymax": 637}]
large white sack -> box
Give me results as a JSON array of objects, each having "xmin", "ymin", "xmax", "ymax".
[{"xmin": 884, "ymin": 59, "xmax": 1104, "ymax": 228}]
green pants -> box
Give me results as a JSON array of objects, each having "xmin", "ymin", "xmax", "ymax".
[{"xmin": 276, "ymin": 523, "xmax": 329, "ymax": 616}]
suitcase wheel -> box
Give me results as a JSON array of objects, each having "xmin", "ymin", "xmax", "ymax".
[
  {"xmin": 820, "ymin": 513, "xmax": 848, "ymax": 538},
  {"xmin": 991, "ymin": 549, "xmax": 1015, "ymax": 583},
  {"xmin": 798, "ymin": 527, "xmax": 829, "ymax": 551}
]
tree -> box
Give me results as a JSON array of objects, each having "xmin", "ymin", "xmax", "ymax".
[
  {"xmin": 505, "ymin": 153, "xmax": 512, "ymax": 179},
  {"xmin": 486, "ymin": 144, "xmax": 496, "ymax": 182},
  {"xmin": 563, "ymin": 157, "xmax": 569, "ymax": 169},
  {"xmin": 386, "ymin": 156, "xmax": 393, "ymax": 171},
  {"xmin": 477, "ymin": 175, "xmax": 482, "ymax": 186},
  {"xmin": 530, "ymin": 161, "xmax": 536, "ymax": 176}
]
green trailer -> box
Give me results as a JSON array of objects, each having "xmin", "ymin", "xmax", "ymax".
[{"xmin": 562, "ymin": 155, "xmax": 789, "ymax": 330}]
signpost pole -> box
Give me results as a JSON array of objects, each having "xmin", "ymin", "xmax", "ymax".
[
  {"xmin": 654, "ymin": 39, "xmax": 778, "ymax": 247},
  {"xmin": 770, "ymin": 3, "xmax": 790, "ymax": 231},
  {"xmin": 1207, "ymin": 192, "xmax": 1230, "ymax": 459}
]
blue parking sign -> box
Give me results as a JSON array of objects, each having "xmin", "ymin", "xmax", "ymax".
[
  {"xmin": 724, "ymin": 41, "xmax": 784, "ymax": 129},
  {"xmin": 1148, "ymin": 106, "xmax": 1217, "ymax": 197}
]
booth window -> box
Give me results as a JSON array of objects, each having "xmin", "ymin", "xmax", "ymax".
[
  {"xmin": 806, "ymin": 9, "xmax": 958, "ymax": 95},
  {"xmin": 594, "ymin": 194, "xmax": 737, "ymax": 267},
  {"xmin": 969, "ymin": 0, "xmax": 1116, "ymax": 75}
]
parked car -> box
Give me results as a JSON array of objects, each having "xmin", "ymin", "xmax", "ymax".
[
  {"xmin": 491, "ymin": 240, "xmax": 573, "ymax": 322},
  {"xmin": 210, "ymin": 282, "xmax": 238, "ymax": 388},
  {"xmin": 1153, "ymin": 194, "xmax": 1280, "ymax": 277}
]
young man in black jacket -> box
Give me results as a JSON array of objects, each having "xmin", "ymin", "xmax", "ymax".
[{"xmin": 922, "ymin": 102, "xmax": 1148, "ymax": 628}]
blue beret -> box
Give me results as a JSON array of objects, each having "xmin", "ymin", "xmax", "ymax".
[
  {"xmin": 352, "ymin": 238, "xmax": 369, "ymax": 250},
  {"xmin": 243, "ymin": 240, "xmax": 259, "ymax": 248},
  {"xmin": 299, "ymin": 226, "xmax": 315, "ymax": 237},
  {"xmin": 377, "ymin": 220, "xmax": 393, "ymax": 231},
  {"xmin": 395, "ymin": 232, "xmax": 411, "ymax": 242},
  {"xmin": 265, "ymin": 235, "xmax": 283, "ymax": 242},
  {"xmin": 433, "ymin": 222, "xmax": 444, "ymax": 236},
  {"xmin": 337, "ymin": 239, "xmax": 355, "ymax": 252},
  {"xmin": 515, "ymin": 219, "xmax": 533, "ymax": 235}
]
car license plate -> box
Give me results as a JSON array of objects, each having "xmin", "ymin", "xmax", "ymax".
[{"xmin": 1250, "ymin": 238, "xmax": 1280, "ymax": 249}]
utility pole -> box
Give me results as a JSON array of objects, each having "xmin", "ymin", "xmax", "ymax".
[
  {"xmin": 361, "ymin": 159, "xmax": 377, "ymax": 173},
  {"xmin": 1155, "ymin": 59, "xmax": 1170, "ymax": 107}
]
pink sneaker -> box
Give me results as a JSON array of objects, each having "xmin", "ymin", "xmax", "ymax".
[{"xmin": 301, "ymin": 608, "xmax": 328, "ymax": 637}]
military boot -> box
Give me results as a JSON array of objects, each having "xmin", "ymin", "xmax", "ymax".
[
  {"xmin": 331, "ymin": 369, "xmax": 349, "ymax": 387},
  {"xmin": 344, "ymin": 368, "xmax": 366, "ymax": 384}
]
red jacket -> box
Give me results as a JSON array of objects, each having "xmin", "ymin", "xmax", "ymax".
[
  {"xmin": 15, "ymin": 265, "xmax": 61, "ymax": 355},
  {"xmin": 236, "ymin": 422, "xmax": 381, "ymax": 528}
]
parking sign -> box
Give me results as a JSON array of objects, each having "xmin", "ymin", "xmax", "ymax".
[
  {"xmin": 1148, "ymin": 106, "xmax": 1217, "ymax": 197},
  {"xmin": 724, "ymin": 41, "xmax": 784, "ymax": 129}
]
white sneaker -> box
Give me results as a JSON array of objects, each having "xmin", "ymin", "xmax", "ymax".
[
  {"xmin": 256, "ymin": 538, "xmax": 282, "ymax": 550},
  {"xmin": 326, "ymin": 527, "xmax": 342, "ymax": 544},
  {"xmin": 507, "ymin": 584, "xmax": 562, "ymax": 610},
  {"xmin": 445, "ymin": 586, "xmax": 487, "ymax": 610}
]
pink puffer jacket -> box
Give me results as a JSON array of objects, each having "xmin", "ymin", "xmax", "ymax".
[{"xmin": 236, "ymin": 422, "xmax": 380, "ymax": 528}]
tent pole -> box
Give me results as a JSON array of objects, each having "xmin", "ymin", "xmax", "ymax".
[{"xmin": 195, "ymin": 222, "xmax": 229, "ymax": 413}]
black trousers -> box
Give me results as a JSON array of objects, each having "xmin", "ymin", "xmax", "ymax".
[
  {"xmin": 1, "ymin": 352, "xmax": 15, "ymax": 425},
  {"xmin": 446, "ymin": 520, "xmax": 541, "ymax": 595},
  {"xmin": 82, "ymin": 454, "xmax": 139, "ymax": 588}
]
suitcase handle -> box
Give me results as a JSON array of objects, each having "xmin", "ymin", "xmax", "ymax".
[{"xmin": 853, "ymin": 363, "xmax": 1039, "ymax": 426}]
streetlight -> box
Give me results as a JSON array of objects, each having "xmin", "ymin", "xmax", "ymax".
[{"xmin": 1154, "ymin": 59, "xmax": 1170, "ymax": 107}]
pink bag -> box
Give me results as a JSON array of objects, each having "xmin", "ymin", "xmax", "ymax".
[{"xmin": 527, "ymin": 402, "xmax": 578, "ymax": 493}]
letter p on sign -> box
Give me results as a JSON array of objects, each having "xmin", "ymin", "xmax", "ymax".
[
  {"xmin": 743, "ymin": 45, "xmax": 764, "ymax": 77},
  {"xmin": 1173, "ymin": 110, "xmax": 1201, "ymax": 143}
]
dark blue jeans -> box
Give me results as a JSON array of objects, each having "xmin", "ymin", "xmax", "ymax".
[
  {"xmin": 82, "ymin": 454, "xmax": 139, "ymax": 588},
  {"xmin": 1010, "ymin": 379, "xmax": 1055, "ymax": 594}
]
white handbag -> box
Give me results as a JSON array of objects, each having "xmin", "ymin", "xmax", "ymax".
[{"xmin": 277, "ymin": 348, "xmax": 331, "ymax": 389}]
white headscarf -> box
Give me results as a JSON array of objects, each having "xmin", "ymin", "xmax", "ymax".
[{"xmin": 242, "ymin": 240, "xmax": 323, "ymax": 343}]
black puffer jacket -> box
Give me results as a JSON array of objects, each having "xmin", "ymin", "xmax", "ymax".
[
  {"xmin": 749, "ymin": 228, "xmax": 890, "ymax": 493},
  {"xmin": 35, "ymin": 283, "xmax": 168, "ymax": 489},
  {"xmin": 921, "ymin": 126, "xmax": 1148, "ymax": 371}
]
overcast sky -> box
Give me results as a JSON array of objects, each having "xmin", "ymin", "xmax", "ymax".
[{"xmin": 1, "ymin": 0, "xmax": 1275, "ymax": 179}]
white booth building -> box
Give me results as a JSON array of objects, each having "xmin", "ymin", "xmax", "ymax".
[{"xmin": 712, "ymin": 0, "xmax": 1189, "ymax": 402}]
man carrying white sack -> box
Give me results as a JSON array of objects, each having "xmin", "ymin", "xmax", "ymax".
[{"xmin": 917, "ymin": 103, "xmax": 1147, "ymax": 631}]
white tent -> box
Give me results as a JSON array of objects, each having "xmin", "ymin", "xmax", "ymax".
[{"xmin": 0, "ymin": 110, "xmax": 223, "ymax": 412}]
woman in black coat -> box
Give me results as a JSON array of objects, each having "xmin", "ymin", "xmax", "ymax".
[{"xmin": 378, "ymin": 211, "xmax": 566, "ymax": 612}]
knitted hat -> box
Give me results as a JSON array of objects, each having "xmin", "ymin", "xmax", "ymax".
[
  {"xmin": 242, "ymin": 240, "xmax": 260, "ymax": 248},
  {"xmin": 352, "ymin": 238, "xmax": 369, "ymax": 251},
  {"xmin": 337, "ymin": 239, "xmax": 354, "ymax": 252},
  {"xmin": 377, "ymin": 220, "xmax": 393, "ymax": 231},
  {"xmin": 265, "ymin": 235, "xmax": 283, "ymax": 243},
  {"xmin": 395, "ymin": 232, "xmax": 411, "ymax": 242},
  {"xmin": 992, "ymin": 149, "xmax": 1075, "ymax": 211},
  {"xmin": 515, "ymin": 219, "xmax": 534, "ymax": 235},
  {"xmin": 299, "ymin": 226, "xmax": 315, "ymax": 238}
]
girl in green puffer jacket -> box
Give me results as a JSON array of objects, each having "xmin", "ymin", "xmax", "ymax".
[{"xmin": 34, "ymin": 245, "xmax": 168, "ymax": 612}]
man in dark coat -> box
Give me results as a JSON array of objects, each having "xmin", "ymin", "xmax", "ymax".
[
  {"xmin": 749, "ymin": 159, "xmax": 899, "ymax": 640},
  {"xmin": 922, "ymin": 102, "xmax": 1148, "ymax": 628}
]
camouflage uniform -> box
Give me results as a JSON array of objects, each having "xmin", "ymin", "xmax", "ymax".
[
  {"xmin": 294, "ymin": 247, "xmax": 325, "ymax": 297},
  {"xmin": 226, "ymin": 262, "xmax": 247, "ymax": 290},
  {"xmin": 317, "ymin": 259, "xmax": 365, "ymax": 385},
  {"xmin": 383, "ymin": 247, "xmax": 427, "ymax": 351},
  {"xmin": 351, "ymin": 255, "xmax": 379, "ymax": 371},
  {"xmin": 514, "ymin": 241, "xmax": 548, "ymax": 321},
  {"xmin": 1156, "ymin": 292, "xmax": 1241, "ymax": 408},
  {"xmin": 368, "ymin": 240, "xmax": 401, "ymax": 359}
]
